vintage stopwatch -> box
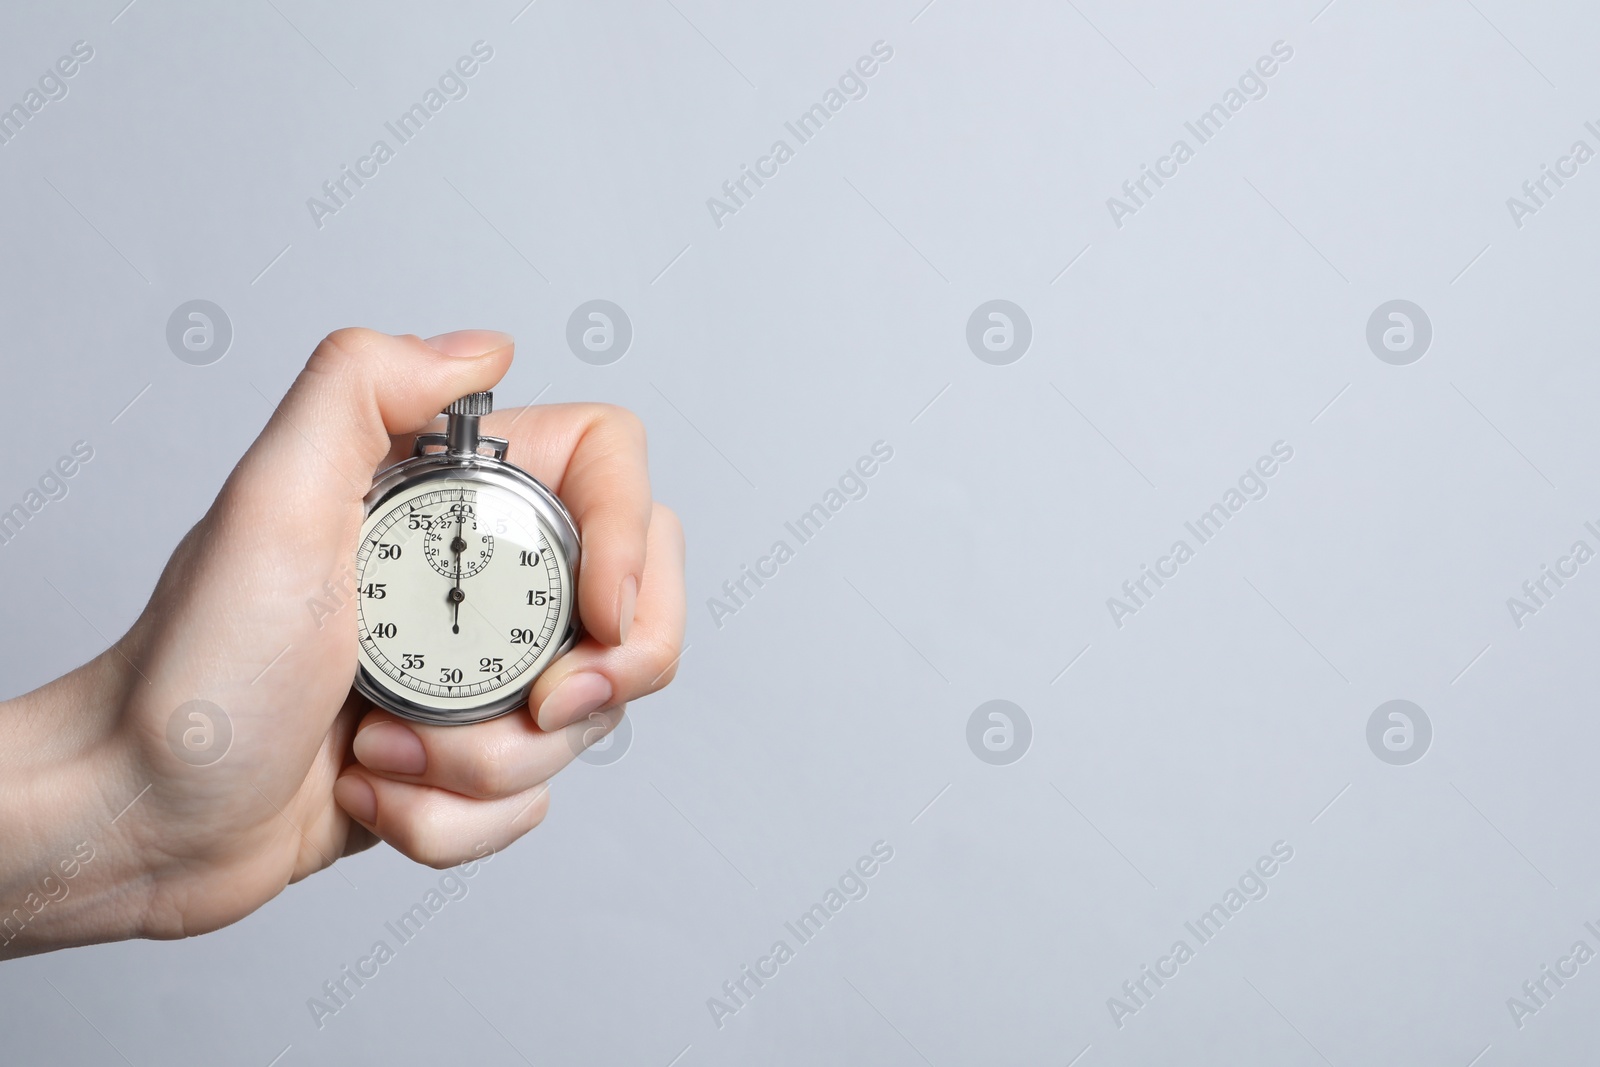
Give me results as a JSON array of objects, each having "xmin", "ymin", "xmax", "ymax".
[{"xmin": 353, "ymin": 392, "xmax": 581, "ymax": 726}]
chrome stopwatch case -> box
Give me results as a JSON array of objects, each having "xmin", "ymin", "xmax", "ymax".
[{"xmin": 352, "ymin": 391, "xmax": 581, "ymax": 725}]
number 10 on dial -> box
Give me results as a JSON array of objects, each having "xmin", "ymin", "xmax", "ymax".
[{"xmin": 353, "ymin": 392, "xmax": 581, "ymax": 726}]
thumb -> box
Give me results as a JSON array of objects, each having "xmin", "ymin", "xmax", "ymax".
[
  {"xmin": 241, "ymin": 328, "xmax": 514, "ymax": 508},
  {"xmin": 119, "ymin": 329, "xmax": 514, "ymax": 773},
  {"xmin": 207, "ymin": 328, "xmax": 514, "ymax": 614}
]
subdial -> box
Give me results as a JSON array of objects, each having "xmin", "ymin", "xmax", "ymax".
[{"xmin": 423, "ymin": 509, "xmax": 495, "ymax": 579}]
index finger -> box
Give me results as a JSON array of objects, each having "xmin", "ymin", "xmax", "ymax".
[
  {"xmin": 379, "ymin": 400, "xmax": 653, "ymax": 647},
  {"xmin": 486, "ymin": 402, "xmax": 652, "ymax": 648}
]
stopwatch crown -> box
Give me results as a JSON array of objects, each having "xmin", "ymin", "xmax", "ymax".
[{"xmin": 446, "ymin": 392, "xmax": 493, "ymax": 417}]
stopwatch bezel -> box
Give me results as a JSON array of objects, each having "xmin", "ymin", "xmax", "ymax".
[{"xmin": 353, "ymin": 451, "xmax": 583, "ymax": 726}]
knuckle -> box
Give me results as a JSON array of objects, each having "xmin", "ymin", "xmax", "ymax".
[
  {"xmin": 393, "ymin": 797, "xmax": 463, "ymax": 869},
  {"xmin": 651, "ymin": 502, "xmax": 686, "ymax": 555},
  {"xmin": 456, "ymin": 747, "xmax": 510, "ymax": 800},
  {"xmin": 652, "ymin": 501, "xmax": 681, "ymax": 531},
  {"xmin": 518, "ymin": 788, "xmax": 551, "ymax": 832},
  {"xmin": 305, "ymin": 328, "xmax": 390, "ymax": 389},
  {"xmin": 315, "ymin": 327, "xmax": 388, "ymax": 365},
  {"xmin": 589, "ymin": 402, "xmax": 646, "ymax": 446},
  {"xmin": 639, "ymin": 636, "xmax": 682, "ymax": 690}
]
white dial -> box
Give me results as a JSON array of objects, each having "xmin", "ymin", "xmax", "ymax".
[{"xmin": 354, "ymin": 479, "xmax": 573, "ymax": 717}]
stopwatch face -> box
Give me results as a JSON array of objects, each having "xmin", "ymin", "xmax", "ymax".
[{"xmin": 354, "ymin": 478, "xmax": 574, "ymax": 723}]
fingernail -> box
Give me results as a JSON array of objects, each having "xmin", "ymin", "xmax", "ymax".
[
  {"xmin": 353, "ymin": 720, "xmax": 427, "ymax": 776},
  {"xmin": 335, "ymin": 775, "xmax": 377, "ymax": 825},
  {"xmin": 617, "ymin": 574, "xmax": 638, "ymax": 646},
  {"xmin": 423, "ymin": 329, "xmax": 514, "ymax": 358},
  {"xmin": 537, "ymin": 671, "xmax": 613, "ymax": 733}
]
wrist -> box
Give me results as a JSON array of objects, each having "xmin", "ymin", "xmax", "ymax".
[{"xmin": 0, "ymin": 652, "xmax": 156, "ymax": 958}]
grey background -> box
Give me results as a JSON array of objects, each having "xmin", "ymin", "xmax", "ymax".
[{"xmin": 0, "ymin": 0, "xmax": 1594, "ymax": 1063}]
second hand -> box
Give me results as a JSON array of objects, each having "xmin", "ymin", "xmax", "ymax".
[{"xmin": 450, "ymin": 514, "xmax": 466, "ymax": 634}]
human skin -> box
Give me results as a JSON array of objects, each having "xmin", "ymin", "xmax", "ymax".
[{"xmin": 0, "ymin": 329, "xmax": 686, "ymax": 957}]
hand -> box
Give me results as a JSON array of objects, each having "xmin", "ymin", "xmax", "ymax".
[{"xmin": 0, "ymin": 329, "xmax": 686, "ymax": 956}]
